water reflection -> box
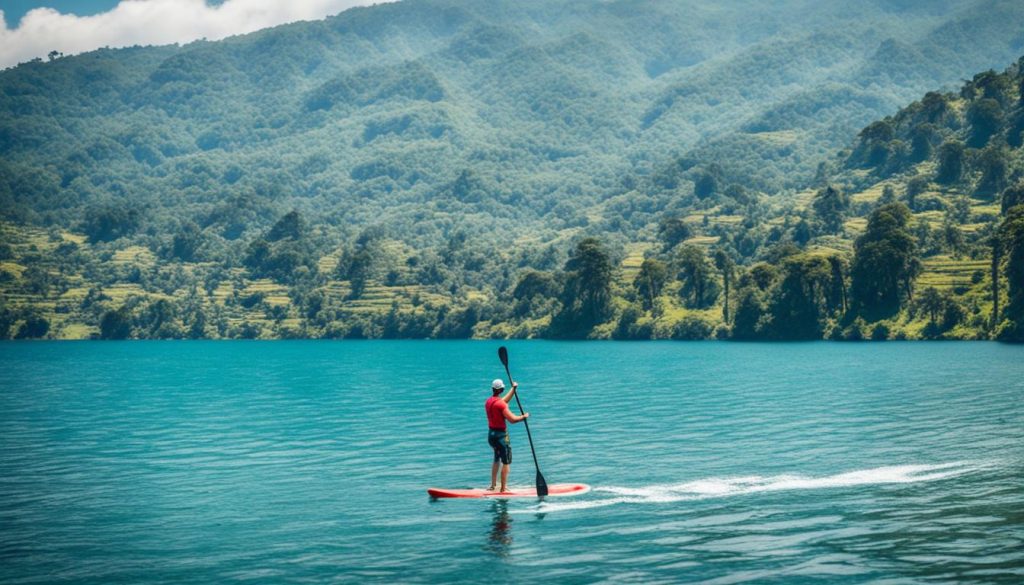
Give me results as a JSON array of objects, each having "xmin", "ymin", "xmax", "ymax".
[{"xmin": 486, "ymin": 500, "xmax": 512, "ymax": 557}]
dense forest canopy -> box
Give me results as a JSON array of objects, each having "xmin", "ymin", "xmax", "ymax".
[{"xmin": 1, "ymin": 0, "xmax": 1023, "ymax": 340}]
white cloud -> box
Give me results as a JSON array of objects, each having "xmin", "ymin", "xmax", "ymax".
[{"xmin": 0, "ymin": 0, "xmax": 389, "ymax": 69}]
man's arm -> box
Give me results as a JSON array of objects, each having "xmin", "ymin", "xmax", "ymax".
[
  {"xmin": 502, "ymin": 403, "xmax": 529, "ymax": 424},
  {"xmin": 500, "ymin": 382, "xmax": 528, "ymax": 422},
  {"xmin": 501, "ymin": 381, "xmax": 518, "ymax": 403}
]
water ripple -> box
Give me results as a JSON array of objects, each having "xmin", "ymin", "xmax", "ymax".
[{"xmin": 0, "ymin": 341, "xmax": 1022, "ymax": 583}]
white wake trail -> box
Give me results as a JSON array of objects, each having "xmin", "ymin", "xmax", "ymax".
[{"xmin": 528, "ymin": 461, "xmax": 984, "ymax": 513}]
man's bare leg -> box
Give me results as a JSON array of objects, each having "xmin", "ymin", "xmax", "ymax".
[
  {"xmin": 489, "ymin": 461, "xmax": 499, "ymax": 491},
  {"xmin": 500, "ymin": 464, "xmax": 510, "ymax": 492}
]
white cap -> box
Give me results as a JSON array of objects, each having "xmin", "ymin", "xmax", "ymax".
[{"xmin": 492, "ymin": 379, "xmax": 505, "ymax": 391}]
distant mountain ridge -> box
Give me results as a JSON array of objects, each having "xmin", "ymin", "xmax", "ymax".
[{"xmin": 2, "ymin": 0, "xmax": 1024, "ymax": 242}]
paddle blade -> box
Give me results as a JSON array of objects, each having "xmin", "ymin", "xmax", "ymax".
[
  {"xmin": 536, "ymin": 471, "xmax": 549, "ymax": 497},
  {"xmin": 498, "ymin": 346, "xmax": 509, "ymax": 368}
]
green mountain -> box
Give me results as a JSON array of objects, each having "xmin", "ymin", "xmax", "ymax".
[
  {"xmin": 728, "ymin": 55, "xmax": 1024, "ymax": 342},
  {"xmin": 1, "ymin": 0, "xmax": 1024, "ymax": 340},
  {"xmin": 4, "ymin": 0, "xmax": 1024, "ymax": 233}
]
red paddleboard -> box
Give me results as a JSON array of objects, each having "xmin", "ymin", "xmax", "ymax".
[{"xmin": 428, "ymin": 483, "xmax": 590, "ymax": 499}]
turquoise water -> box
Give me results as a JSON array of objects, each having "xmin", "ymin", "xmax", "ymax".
[{"xmin": 1, "ymin": 341, "xmax": 1022, "ymax": 583}]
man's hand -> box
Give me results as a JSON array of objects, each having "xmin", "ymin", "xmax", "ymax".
[{"xmin": 512, "ymin": 381, "xmax": 518, "ymax": 390}]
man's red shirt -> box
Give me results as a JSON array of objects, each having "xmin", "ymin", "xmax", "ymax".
[{"xmin": 485, "ymin": 395, "xmax": 510, "ymax": 430}]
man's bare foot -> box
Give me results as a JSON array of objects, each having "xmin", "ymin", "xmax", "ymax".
[{"xmin": 487, "ymin": 485, "xmax": 496, "ymax": 491}]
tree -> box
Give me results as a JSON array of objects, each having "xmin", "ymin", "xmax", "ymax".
[
  {"xmin": 730, "ymin": 287, "xmax": 766, "ymax": 339},
  {"xmin": 676, "ymin": 245, "xmax": 718, "ymax": 309},
  {"xmin": 914, "ymin": 221, "xmax": 937, "ymax": 255},
  {"xmin": 975, "ymin": 145, "xmax": 1010, "ymax": 198},
  {"xmin": 1011, "ymin": 112, "xmax": 1024, "ymax": 149},
  {"xmin": 100, "ymin": 307, "xmax": 133, "ymax": 339},
  {"xmin": 513, "ymin": 270, "xmax": 559, "ymax": 318},
  {"xmin": 991, "ymin": 235, "xmax": 1000, "ymax": 329},
  {"xmin": 916, "ymin": 287, "xmax": 944, "ymax": 324},
  {"xmin": 552, "ymin": 238, "xmax": 614, "ymax": 336},
  {"xmin": 170, "ymin": 221, "xmax": 203, "ymax": 261},
  {"xmin": 849, "ymin": 203, "xmax": 922, "ymax": 318},
  {"xmin": 244, "ymin": 239, "xmax": 271, "ymax": 271},
  {"xmin": 613, "ymin": 305, "xmax": 649, "ymax": 340},
  {"xmin": 346, "ymin": 248, "xmax": 376, "ymax": 300},
  {"xmin": 935, "ymin": 141, "xmax": 966, "ymax": 185},
  {"xmin": 919, "ymin": 92, "xmax": 952, "ymax": 125},
  {"xmin": 140, "ymin": 298, "xmax": 176, "ymax": 337},
  {"xmin": 995, "ymin": 205, "xmax": 1024, "ymax": 340},
  {"xmin": 909, "ymin": 123, "xmax": 938, "ymax": 162},
  {"xmin": 966, "ymin": 98, "xmax": 1003, "ymax": 148},
  {"xmin": 949, "ymin": 196, "xmax": 971, "ymax": 223},
  {"xmin": 22, "ymin": 265, "xmax": 53, "ymax": 296},
  {"xmin": 793, "ymin": 218, "xmax": 812, "ymax": 245},
  {"xmin": 694, "ymin": 164, "xmax": 723, "ymax": 199},
  {"xmin": 746, "ymin": 263, "xmax": 779, "ymax": 292},
  {"xmin": 942, "ymin": 221, "xmax": 965, "ymax": 257},
  {"xmin": 971, "ymin": 70, "xmax": 1013, "ymax": 105},
  {"xmin": 633, "ymin": 258, "xmax": 668, "ymax": 312},
  {"xmin": 244, "ymin": 210, "xmax": 317, "ymax": 284},
  {"xmin": 451, "ymin": 169, "xmax": 484, "ymax": 203},
  {"xmin": 513, "ymin": 270, "xmax": 559, "ymax": 301},
  {"xmin": 657, "ymin": 217, "xmax": 691, "ymax": 251},
  {"xmin": 878, "ymin": 185, "xmax": 897, "ymax": 206},
  {"xmin": 728, "ymin": 264, "xmax": 779, "ymax": 339},
  {"xmin": 434, "ymin": 303, "xmax": 481, "ymax": 338},
  {"xmin": 770, "ymin": 254, "xmax": 833, "ymax": 339},
  {"xmin": 881, "ymin": 139, "xmax": 910, "ymax": 174},
  {"xmin": 671, "ymin": 315, "xmax": 712, "ymax": 340},
  {"xmin": 188, "ymin": 309, "xmax": 207, "ymax": 339},
  {"xmin": 856, "ymin": 120, "xmax": 894, "ymax": 167},
  {"xmin": 15, "ymin": 314, "xmax": 49, "ymax": 339},
  {"xmin": 713, "ymin": 250, "xmax": 734, "ymax": 322},
  {"xmin": 82, "ymin": 205, "xmax": 141, "ymax": 243},
  {"xmin": 724, "ymin": 183, "xmax": 752, "ymax": 205},
  {"xmin": 905, "ymin": 176, "xmax": 929, "ymax": 211},
  {"xmin": 1001, "ymin": 183, "xmax": 1024, "ymax": 214},
  {"xmin": 267, "ymin": 210, "xmax": 303, "ymax": 242},
  {"xmin": 812, "ymin": 185, "xmax": 849, "ymax": 234},
  {"xmin": 0, "ymin": 301, "xmax": 13, "ymax": 339},
  {"xmin": 1019, "ymin": 57, "xmax": 1024, "ymax": 105},
  {"xmin": 827, "ymin": 256, "xmax": 847, "ymax": 315}
]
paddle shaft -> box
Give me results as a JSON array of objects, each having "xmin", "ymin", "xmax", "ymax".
[{"xmin": 501, "ymin": 361, "xmax": 542, "ymax": 475}]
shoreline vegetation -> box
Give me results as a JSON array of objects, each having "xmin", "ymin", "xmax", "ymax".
[
  {"xmin": 1, "ymin": 3, "xmax": 1024, "ymax": 341},
  {"xmin": 3, "ymin": 188, "xmax": 1022, "ymax": 342}
]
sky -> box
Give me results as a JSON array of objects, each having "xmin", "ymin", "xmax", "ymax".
[{"xmin": 0, "ymin": 0, "xmax": 387, "ymax": 69}]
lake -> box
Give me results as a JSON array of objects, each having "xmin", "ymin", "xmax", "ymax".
[{"xmin": 1, "ymin": 341, "xmax": 1022, "ymax": 583}]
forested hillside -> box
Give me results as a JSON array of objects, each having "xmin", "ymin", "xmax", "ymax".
[{"xmin": 1, "ymin": 0, "xmax": 1023, "ymax": 340}]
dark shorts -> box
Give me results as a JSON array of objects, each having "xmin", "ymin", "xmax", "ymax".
[{"xmin": 488, "ymin": 429, "xmax": 511, "ymax": 465}]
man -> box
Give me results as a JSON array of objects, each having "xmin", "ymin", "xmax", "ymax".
[{"xmin": 486, "ymin": 379, "xmax": 529, "ymax": 493}]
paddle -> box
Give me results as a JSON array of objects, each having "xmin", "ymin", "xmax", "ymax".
[{"xmin": 498, "ymin": 346, "xmax": 548, "ymax": 497}]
